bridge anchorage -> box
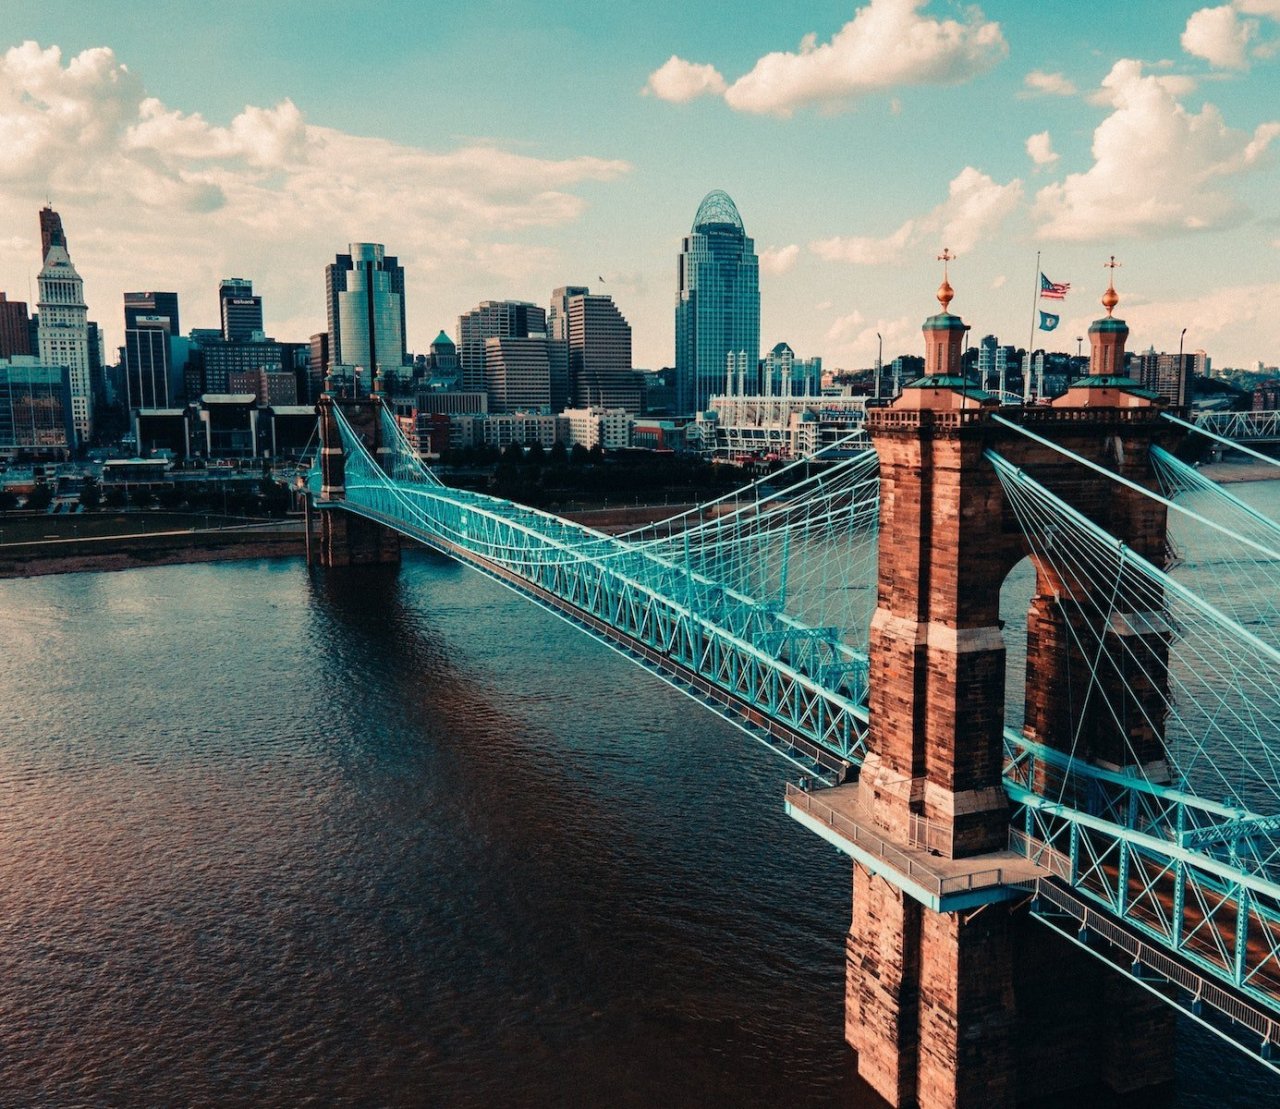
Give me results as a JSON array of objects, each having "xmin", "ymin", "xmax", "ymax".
[{"xmin": 306, "ymin": 274, "xmax": 1280, "ymax": 1106}]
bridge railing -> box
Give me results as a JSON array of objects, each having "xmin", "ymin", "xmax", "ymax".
[
  {"xmin": 784, "ymin": 784, "xmax": 1007, "ymax": 896},
  {"xmin": 1021, "ymin": 849, "xmax": 1280, "ymax": 1056}
]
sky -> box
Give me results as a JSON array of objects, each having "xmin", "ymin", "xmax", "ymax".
[{"xmin": 1, "ymin": 0, "xmax": 1278, "ymax": 372}]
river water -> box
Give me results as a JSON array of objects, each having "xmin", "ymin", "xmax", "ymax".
[{"xmin": 1, "ymin": 483, "xmax": 1278, "ymax": 1107}]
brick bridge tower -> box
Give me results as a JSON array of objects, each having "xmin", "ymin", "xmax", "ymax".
[
  {"xmin": 311, "ymin": 370, "xmax": 402, "ymax": 568},
  {"xmin": 831, "ymin": 258, "xmax": 1181, "ymax": 1107}
]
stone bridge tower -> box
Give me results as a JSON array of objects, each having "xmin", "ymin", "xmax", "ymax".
[
  {"xmin": 843, "ymin": 261, "xmax": 1181, "ymax": 1107},
  {"xmin": 311, "ymin": 374, "xmax": 402, "ymax": 568}
]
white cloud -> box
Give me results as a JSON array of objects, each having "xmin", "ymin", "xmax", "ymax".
[
  {"xmin": 1022, "ymin": 70, "xmax": 1077, "ymax": 97},
  {"xmin": 825, "ymin": 314, "xmax": 916, "ymax": 366},
  {"xmin": 1034, "ymin": 59, "xmax": 1279, "ymax": 241},
  {"xmin": 812, "ymin": 221, "xmax": 915, "ymax": 266},
  {"xmin": 826, "ymin": 310, "xmax": 866, "ymax": 343},
  {"xmin": 1123, "ymin": 280, "xmax": 1280, "ymax": 362},
  {"xmin": 647, "ymin": 0, "xmax": 1006, "ymax": 118},
  {"xmin": 991, "ymin": 274, "xmax": 1007, "ymax": 289},
  {"xmin": 1182, "ymin": 4, "xmax": 1256, "ymax": 68},
  {"xmin": 642, "ymin": 55, "xmax": 727, "ymax": 102},
  {"xmin": 1026, "ymin": 131, "xmax": 1060, "ymax": 167},
  {"xmin": 811, "ymin": 166, "xmax": 1022, "ymax": 264},
  {"xmin": 1181, "ymin": 2, "xmax": 1280, "ymax": 67},
  {"xmin": 760, "ymin": 243, "xmax": 800, "ymax": 275},
  {"xmin": 0, "ymin": 42, "xmax": 631, "ymax": 353},
  {"xmin": 814, "ymin": 299, "xmax": 834, "ymax": 311}
]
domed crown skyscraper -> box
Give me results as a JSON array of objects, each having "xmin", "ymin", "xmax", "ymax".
[{"xmin": 675, "ymin": 190, "xmax": 759, "ymax": 415}]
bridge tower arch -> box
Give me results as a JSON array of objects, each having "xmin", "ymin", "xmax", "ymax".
[{"xmin": 846, "ymin": 267, "xmax": 1181, "ymax": 1107}]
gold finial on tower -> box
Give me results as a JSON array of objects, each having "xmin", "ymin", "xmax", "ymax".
[
  {"xmin": 1102, "ymin": 254, "xmax": 1121, "ymax": 316},
  {"xmin": 936, "ymin": 247, "xmax": 956, "ymax": 312}
]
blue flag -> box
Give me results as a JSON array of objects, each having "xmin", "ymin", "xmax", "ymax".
[{"xmin": 1039, "ymin": 310, "xmax": 1060, "ymax": 332}]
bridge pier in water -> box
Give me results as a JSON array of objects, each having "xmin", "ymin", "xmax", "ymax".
[
  {"xmin": 829, "ymin": 274, "xmax": 1181, "ymax": 1107},
  {"xmin": 311, "ymin": 392, "xmax": 401, "ymax": 569}
]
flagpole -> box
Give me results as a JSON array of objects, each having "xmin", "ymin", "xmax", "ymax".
[{"xmin": 1025, "ymin": 250, "xmax": 1040, "ymax": 403}]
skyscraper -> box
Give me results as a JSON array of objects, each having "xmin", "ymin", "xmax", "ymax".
[
  {"xmin": 548, "ymin": 285, "xmax": 588, "ymax": 342},
  {"xmin": 36, "ymin": 209, "xmax": 92, "ymax": 442},
  {"xmin": 567, "ymin": 292, "xmax": 638, "ymax": 412},
  {"xmin": 123, "ymin": 292, "xmax": 181, "ymax": 411},
  {"xmin": 219, "ymin": 278, "xmax": 264, "ymax": 341},
  {"xmin": 457, "ymin": 300, "xmax": 547, "ymax": 393},
  {"xmin": 123, "ymin": 315, "xmax": 173, "ymax": 410},
  {"xmin": 326, "ymin": 244, "xmax": 407, "ymax": 381},
  {"xmin": 482, "ymin": 336, "xmax": 552, "ymax": 413},
  {"xmin": 675, "ymin": 190, "xmax": 760, "ymax": 415}
]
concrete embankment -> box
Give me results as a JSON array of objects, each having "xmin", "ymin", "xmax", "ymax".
[{"xmin": 0, "ymin": 524, "xmax": 305, "ymax": 579}]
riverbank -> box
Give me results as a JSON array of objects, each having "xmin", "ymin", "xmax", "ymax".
[
  {"xmin": 560, "ymin": 503, "xmax": 699, "ymax": 533},
  {"xmin": 1197, "ymin": 460, "xmax": 1280, "ymax": 484},
  {"xmin": 0, "ymin": 522, "xmax": 304, "ymax": 578}
]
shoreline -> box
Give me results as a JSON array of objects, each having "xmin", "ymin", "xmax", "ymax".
[
  {"xmin": 1195, "ymin": 461, "xmax": 1280, "ymax": 484},
  {"xmin": 0, "ymin": 525, "xmax": 304, "ymax": 579}
]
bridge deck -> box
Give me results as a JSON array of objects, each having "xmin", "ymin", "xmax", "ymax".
[{"xmin": 785, "ymin": 782, "xmax": 1044, "ymax": 911}]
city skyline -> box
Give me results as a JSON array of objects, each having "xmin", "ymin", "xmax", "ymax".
[{"xmin": 1, "ymin": 2, "xmax": 1278, "ymax": 372}]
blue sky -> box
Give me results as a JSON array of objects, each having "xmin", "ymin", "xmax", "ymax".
[{"xmin": 2, "ymin": 1, "xmax": 1278, "ymax": 370}]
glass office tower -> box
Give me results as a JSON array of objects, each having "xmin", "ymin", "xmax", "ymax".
[
  {"xmin": 326, "ymin": 243, "xmax": 406, "ymax": 387},
  {"xmin": 675, "ymin": 190, "xmax": 759, "ymax": 415}
]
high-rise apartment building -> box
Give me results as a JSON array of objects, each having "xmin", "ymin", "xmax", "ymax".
[
  {"xmin": 36, "ymin": 209, "xmax": 92, "ymax": 442},
  {"xmin": 0, "ymin": 293, "xmax": 33, "ymax": 358},
  {"xmin": 567, "ymin": 292, "xmax": 638, "ymax": 412},
  {"xmin": 219, "ymin": 278, "xmax": 264, "ymax": 341},
  {"xmin": 482, "ymin": 336, "xmax": 552, "ymax": 413},
  {"xmin": 326, "ymin": 244, "xmax": 407, "ymax": 381},
  {"xmin": 457, "ymin": 300, "xmax": 547, "ymax": 393},
  {"xmin": 675, "ymin": 190, "xmax": 760, "ymax": 415},
  {"xmin": 1129, "ymin": 349, "xmax": 1194, "ymax": 407}
]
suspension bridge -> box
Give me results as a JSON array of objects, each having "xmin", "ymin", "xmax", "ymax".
[{"xmin": 303, "ymin": 284, "xmax": 1280, "ymax": 1108}]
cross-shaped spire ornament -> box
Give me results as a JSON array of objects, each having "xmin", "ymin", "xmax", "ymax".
[
  {"xmin": 936, "ymin": 247, "xmax": 956, "ymax": 312},
  {"xmin": 1102, "ymin": 254, "xmax": 1121, "ymax": 317}
]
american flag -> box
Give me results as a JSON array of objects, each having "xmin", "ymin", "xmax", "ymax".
[{"xmin": 1040, "ymin": 272, "xmax": 1070, "ymax": 299}]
